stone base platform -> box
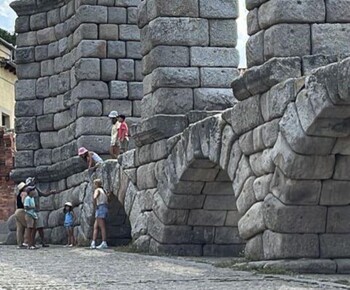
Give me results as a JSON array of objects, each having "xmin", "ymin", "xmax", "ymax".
[{"xmin": 235, "ymin": 259, "xmax": 350, "ymax": 274}]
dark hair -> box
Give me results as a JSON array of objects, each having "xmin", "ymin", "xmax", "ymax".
[
  {"xmin": 118, "ymin": 114, "xmax": 126, "ymax": 120},
  {"xmin": 63, "ymin": 205, "xmax": 72, "ymax": 214}
]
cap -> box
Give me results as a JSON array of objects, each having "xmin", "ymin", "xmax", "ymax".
[
  {"xmin": 108, "ymin": 111, "xmax": 119, "ymax": 118},
  {"xmin": 78, "ymin": 147, "xmax": 88, "ymax": 156},
  {"xmin": 25, "ymin": 177, "xmax": 35, "ymax": 186},
  {"xmin": 17, "ymin": 182, "xmax": 26, "ymax": 191},
  {"xmin": 64, "ymin": 202, "xmax": 73, "ymax": 207}
]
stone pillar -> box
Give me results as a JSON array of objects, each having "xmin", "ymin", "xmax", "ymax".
[
  {"xmin": 246, "ymin": 0, "xmax": 350, "ymax": 68},
  {"xmin": 11, "ymin": 0, "xmax": 143, "ymax": 183},
  {"xmin": 133, "ymin": 0, "xmax": 239, "ymax": 145}
]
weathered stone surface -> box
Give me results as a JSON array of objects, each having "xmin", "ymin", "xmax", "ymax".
[
  {"xmin": 194, "ymin": 89, "xmax": 235, "ymax": 111},
  {"xmin": 249, "ymin": 149, "xmax": 275, "ymax": 176},
  {"xmin": 141, "ymin": 88, "xmax": 193, "ymax": 118},
  {"xmin": 236, "ymin": 177, "xmax": 256, "ymax": 214},
  {"xmin": 327, "ymin": 207, "xmax": 350, "ymax": 233},
  {"xmin": 143, "ymin": 46, "xmax": 189, "ymax": 75},
  {"xmin": 188, "ymin": 210, "xmax": 226, "ymax": 227},
  {"xmin": 238, "ymin": 202, "xmax": 265, "ymax": 240},
  {"xmin": 76, "ymin": 117, "xmax": 111, "ymax": 137},
  {"xmin": 118, "ymin": 59, "xmax": 135, "ymax": 81},
  {"xmin": 201, "ymin": 68, "xmax": 239, "ymax": 88},
  {"xmin": 200, "ymin": 0, "xmax": 238, "ymax": 19},
  {"xmin": 77, "ymin": 99, "xmax": 102, "ymax": 117},
  {"xmin": 37, "ymin": 114, "xmax": 54, "ymax": 132},
  {"xmin": 247, "ymin": 8, "xmax": 260, "ymax": 36},
  {"xmin": 203, "ymin": 195, "xmax": 236, "ymax": 211},
  {"xmin": 230, "ymin": 96, "xmax": 263, "ymax": 135},
  {"xmin": 258, "ymin": 0, "xmax": 325, "ymax": 29},
  {"xmin": 75, "ymin": 58, "xmax": 100, "ymax": 81},
  {"xmin": 272, "ymin": 134, "xmax": 335, "ymax": 180},
  {"xmin": 320, "ymin": 234, "xmax": 350, "ymax": 258},
  {"xmin": 191, "ymin": 47, "xmax": 239, "ymax": 67},
  {"xmin": 15, "ymin": 117, "xmax": 37, "ymax": 133},
  {"xmin": 326, "ymin": 0, "xmax": 350, "ymax": 23},
  {"xmin": 15, "ymin": 79, "xmax": 36, "ymax": 100},
  {"xmin": 264, "ymin": 230, "xmax": 319, "ymax": 259},
  {"xmin": 312, "ymin": 24, "xmax": 350, "ymax": 56},
  {"xmin": 245, "ymin": 234, "xmax": 264, "ymax": 261},
  {"xmin": 15, "ymin": 100, "xmax": 43, "ymax": 117},
  {"xmin": 34, "ymin": 149, "xmax": 52, "ymax": 166},
  {"xmin": 320, "ymin": 180, "xmax": 350, "ymax": 206},
  {"xmin": 270, "ymin": 168, "xmax": 321, "ymax": 205},
  {"xmin": 17, "ymin": 63, "xmax": 41, "ymax": 79},
  {"xmin": 77, "ymin": 5, "xmax": 107, "ymax": 23},
  {"xmin": 209, "ymin": 19, "xmax": 237, "ymax": 47},
  {"xmin": 72, "ymin": 81, "xmax": 109, "ymax": 99},
  {"xmin": 263, "ymin": 194, "xmax": 327, "ymax": 233},
  {"xmin": 246, "ymin": 30, "xmax": 264, "ymax": 68},
  {"xmin": 142, "ymin": 18, "xmax": 209, "ymax": 55},
  {"xmin": 15, "ymin": 150, "xmax": 34, "ymax": 168},
  {"xmin": 264, "ymin": 24, "xmax": 311, "ymax": 60}
]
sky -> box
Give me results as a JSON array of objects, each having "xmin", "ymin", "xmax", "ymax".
[{"xmin": 0, "ymin": 0, "xmax": 248, "ymax": 67}]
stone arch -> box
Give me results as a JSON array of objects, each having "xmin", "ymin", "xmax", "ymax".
[{"xmin": 146, "ymin": 115, "xmax": 247, "ymax": 256}]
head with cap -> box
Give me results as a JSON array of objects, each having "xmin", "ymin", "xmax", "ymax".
[
  {"xmin": 64, "ymin": 202, "xmax": 73, "ymax": 213},
  {"xmin": 17, "ymin": 182, "xmax": 27, "ymax": 193},
  {"xmin": 25, "ymin": 177, "xmax": 35, "ymax": 186},
  {"xmin": 78, "ymin": 147, "xmax": 88, "ymax": 158},
  {"xmin": 108, "ymin": 111, "xmax": 119, "ymax": 124}
]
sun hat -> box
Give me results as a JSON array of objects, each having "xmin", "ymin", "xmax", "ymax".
[
  {"xmin": 78, "ymin": 147, "xmax": 88, "ymax": 156},
  {"xmin": 108, "ymin": 111, "xmax": 119, "ymax": 118},
  {"xmin": 17, "ymin": 182, "xmax": 26, "ymax": 191},
  {"xmin": 65, "ymin": 202, "xmax": 73, "ymax": 207}
]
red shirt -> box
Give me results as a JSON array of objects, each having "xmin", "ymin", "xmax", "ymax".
[{"xmin": 117, "ymin": 121, "xmax": 129, "ymax": 141}]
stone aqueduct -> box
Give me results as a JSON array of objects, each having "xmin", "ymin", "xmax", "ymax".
[{"xmin": 6, "ymin": 0, "xmax": 350, "ymax": 266}]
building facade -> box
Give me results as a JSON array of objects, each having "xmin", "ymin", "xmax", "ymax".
[{"xmin": 0, "ymin": 37, "xmax": 16, "ymax": 130}]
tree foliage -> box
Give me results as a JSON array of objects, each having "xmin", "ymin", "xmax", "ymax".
[{"xmin": 0, "ymin": 28, "xmax": 16, "ymax": 46}]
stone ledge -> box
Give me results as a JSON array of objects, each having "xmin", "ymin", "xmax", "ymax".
[{"xmin": 132, "ymin": 115, "xmax": 188, "ymax": 146}]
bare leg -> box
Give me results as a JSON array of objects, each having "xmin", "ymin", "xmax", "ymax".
[
  {"xmin": 92, "ymin": 219, "xmax": 99, "ymax": 241},
  {"xmin": 37, "ymin": 227, "xmax": 46, "ymax": 245},
  {"xmin": 99, "ymin": 218, "xmax": 107, "ymax": 242}
]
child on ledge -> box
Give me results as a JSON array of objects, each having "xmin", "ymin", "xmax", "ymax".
[{"xmin": 116, "ymin": 114, "xmax": 129, "ymax": 156}]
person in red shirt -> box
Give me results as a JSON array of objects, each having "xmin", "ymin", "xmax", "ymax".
[{"xmin": 116, "ymin": 114, "xmax": 129, "ymax": 156}]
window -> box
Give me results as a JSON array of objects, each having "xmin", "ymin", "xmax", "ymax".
[{"xmin": 2, "ymin": 113, "xmax": 10, "ymax": 129}]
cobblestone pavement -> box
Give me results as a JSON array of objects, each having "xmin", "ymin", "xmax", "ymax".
[{"xmin": 1, "ymin": 246, "xmax": 350, "ymax": 290}]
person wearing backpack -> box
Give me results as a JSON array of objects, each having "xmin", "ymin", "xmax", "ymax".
[{"xmin": 90, "ymin": 179, "xmax": 109, "ymax": 249}]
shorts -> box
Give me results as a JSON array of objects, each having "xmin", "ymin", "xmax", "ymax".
[
  {"xmin": 64, "ymin": 222, "xmax": 74, "ymax": 229},
  {"xmin": 35, "ymin": 213, "xmax": 44, "ymax": 229},
  {"xmin": 116, "ymin": 139, "xmax": 129, "ymax": 152},
  {"xmin": 25, "ymin": 214, "xmax": 36, "ymax": 229},
  {"xmin": 95, "ymin": 204, "xmax": 108, "ymax": 219}
]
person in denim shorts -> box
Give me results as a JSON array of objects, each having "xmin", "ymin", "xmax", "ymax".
[{"xmin": 90, "ymin": 179, "xmax": 108, "ymax": 250}]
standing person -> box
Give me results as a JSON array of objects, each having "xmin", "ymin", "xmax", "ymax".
[
  {"xmin": 63, "ymin": 202, "xmax": 75, "ymax": 247},
  {"xmin": 25, "ymin": 177, "xmax": 55, "ymax": 247},
  {"xmin": 90, "ymin": 179, "xmax": 108, "ymax": 250},
  {"xmin": 14, "ymin": 182, "xmax": 28, "ymax": 249},
  {"xmin": 24, "ymin": 186, "xmax": 38, "ymax": 250},
  {"xmin": 78, "ymin": 147, "xmax": 103, "ymax": 169},
  {"xmin": 116, "ymin": 114, "xmax": 129, "ymax": 156},
  {"xmin": 108, "ymin": 110, "xmax": 119, "ymax": 159}
]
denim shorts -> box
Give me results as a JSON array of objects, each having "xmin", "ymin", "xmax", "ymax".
[
  {"xmin": 64, "ymin": 222, "xmax": 74, "ymax": 229},
  {"xmin": 95, "ymin": 204, "xmax": 108, "ymax": 219}
]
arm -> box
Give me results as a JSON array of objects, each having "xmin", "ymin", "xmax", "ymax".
[
  {"xmin": 21, "ymin": 192, "xmax": 27, "ymax": 204},
  {"xmin": 87, "ymin": 152, "xmax": 93, "ymax": 168},
  {"xmin": 36, "ymin": 187, "xmax": 56, "ymax": 197}
]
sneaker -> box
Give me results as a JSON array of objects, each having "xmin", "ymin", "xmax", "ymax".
[
  {"xmin": 42, "ymin": 244, "xmax": 49, "ymax": 248},
  {"xmin": 96, "ymin": 242, "xmax": 108, "ymax": 249},
  {"xmin": 17, "ymin": 244, "xmax": 27, "ymax": 249},
  {"xmin": 68, "ymin": 244, "xmax": 73, "ymax": 247},
  {"xmin": 22, "ymin": 243, "xmax": 28, "ymax": 247},
  {"xmin": 64, "ymin": 244, "xmax": 69, "ymax": 248},
  {"xmin": 90, "ymin": 241, "xmax": 96, "ymax": 249}
]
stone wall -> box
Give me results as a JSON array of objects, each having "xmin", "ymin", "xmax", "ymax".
[
  {"xmin": 246, "ymin": 0, "xmax": 350, "ymax": 67},
  {"xmin": 0, "ymin": 127, "xmax": 15, "ymax": 221},
  {"xmin": 11, "ymin": 0, "xmax": 143, "ymax": 185}
]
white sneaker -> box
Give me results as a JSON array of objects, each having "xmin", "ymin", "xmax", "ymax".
[
  {"xmin": 90, "ymin": 241, "xmax": 96, "ymax": 249},
  {"xmin": 96, "ymin": 241, "xmax": 108, "ymax": 249}
]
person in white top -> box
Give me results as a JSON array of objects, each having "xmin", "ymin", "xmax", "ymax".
[
  {"xmin": 108, "ymin": 110, "xmax": 120, "ymax": 159},
  {"xmin": 90, "ymin": 179, "xmax": 109, "ymax": 249}
]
